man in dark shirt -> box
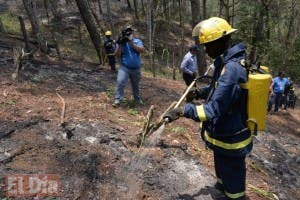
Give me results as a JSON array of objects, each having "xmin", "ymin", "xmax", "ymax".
[{"xmin": 104, "ymin": 30, "xmax": 116, "ymax": 72}]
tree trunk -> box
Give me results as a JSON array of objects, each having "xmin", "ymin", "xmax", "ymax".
[
  {"xmin": 147, "ymin": 0, "xmax": 155, "ymax": 77},
  {"xmin": 105, "ymin": 0, "xmax": 114, "ymax": 36},
  {"xmin": 66, "ymin": 0, "xmax": 73, "ymax": 5},
  {"xmin": 285, "ymin": 0, "xmax": 296, "ymax": 47},
  {"xmin": 190, "ymin": 0, "xmax": 206, "ymax": 75},
  {"xmin": 126, "ymin": 0, "xmax": 132, "ymax": 10},
  {"xmin": 179, "ymin": 0, "xmax": 184, "ymax": 63},
  {"xmin": 202, "ymin": 0, "xmax": 207, "ymax": 19},
  {"xmin": 133, "ymin": 0, "xmax": 139, "ymax": 21},
  {"xmin": 249, "ymin": 0, "xmax": 264, "ymax": 63},
  {"xmin": 22, "ymin": 0, "xmax": 48, "ymax": 53},
  {"xmin": 190, "ymin": 0, "xmax": 201, "ymax": 27},
  {"xmin": 141, "ymin": 0, "xmax": 146, "ymax": 16},
  {"xmin": 0, "ymin": 17, "xmax": 4, "ymax": 33},
  {"xmin": 97, "ymin": 0, "xmax": 103, "ymax": 15},
  {"xmin": 75, "ymin": 0, "xmax": 102, "ymax": 64},
  {"xmin": 43, "ymin": 0, "xmax": 50, "ymax": 22},
  {"xmin": 220, "ymin": 0, "xmax": 230, "ymax": 22},
  {"xmin": 231, "ymin": 0, "xmax": 234, "ymax": 26},
  {"xmin": 22, "ymin": 0, "xmax": 40, "ymax": 37},
  {"xmin": 18, "ymin": 16, "xmax": 30, "ymax": 52},
  {"xmin": 49, "ymin": 0, "xmax": 62, "ymax": 22}
]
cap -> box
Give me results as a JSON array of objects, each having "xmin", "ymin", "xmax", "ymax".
[{"xmin": 189, "ymin": 44, "xmax": 200, "ymax": 51}]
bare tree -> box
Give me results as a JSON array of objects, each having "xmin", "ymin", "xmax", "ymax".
[
  {"xmin": 249, "ymin": 0, "xmax": 265, "ymax": 62},
  {"xmin": 190, "ymin": 0, "xmax": 206, "ymax": 75},
  {"xmin": 140, "ymin": 0, "xmax": 146, "ymax": 16},
  {"xmin": 203, "ymin": 0, "xmax": 207, "ymax": 19},
  {"xmin": 147, "ymin": 0, "xmax": 155, "ymax": 77},
  {"xmin": 190, "ymin": 0, "xmax": 201, "ymax": 27},
  {"xmin": 49, "ymin": 0, "xmax": 62, "ymax": 22},
  {"xmin": 179, "ymin": 0, "xmax": 184, "ymax": 62},
  {"xmin": 18, "ymin": 16, "xmax": 30, "ymax": 52},
  {"xmin": 126, "ymin": 0, "xmax": 132, "ymax": 10},
  {"xmin": 43, "ymin": 0, "xmax": 50, "ymax": 22},
  {"xmin": 22, "ymin": 0, "xmax": 48, "ymax": 53},
  {"xmin": 133, "ymin": 0, "xmax": 139, "ymax": 21},
  {"xmin": 97, "ymin": 0, "xmax": 103, "ymax": 15},
  {"xmin": 105, "ymin": 0, "xmax": 114, "ymax": 36},
  {"xmin": 75, "ymin": 0, "xmax": 103, "ymax": 64},
  {"xmin": 22, "ymin": 0, "xmax": 40, "ymax": 37}
]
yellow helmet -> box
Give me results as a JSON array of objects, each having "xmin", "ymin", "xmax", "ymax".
[
  {"xmin": 195, "ymin": 17, "xmax": 237, "ymax": 44},
  {"xmin": 105, "ymin": 31, "xmax": 112, "ymax": 36}
]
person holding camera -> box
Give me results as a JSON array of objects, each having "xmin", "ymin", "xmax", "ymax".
[{"xmin": 113, "ymin": 26, "xmax": 145, "ymax": 107}]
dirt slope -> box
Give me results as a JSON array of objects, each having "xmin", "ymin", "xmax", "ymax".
[{"xmin": 0, "ymin": 36, "xmax": 299, "ymax": 200}]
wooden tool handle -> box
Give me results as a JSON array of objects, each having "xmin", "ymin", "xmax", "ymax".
[{"xmin": 174, "ymin": 79, "xmax": 196, "ymax": 108}]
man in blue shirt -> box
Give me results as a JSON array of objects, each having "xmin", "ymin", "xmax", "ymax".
[
  {"xmin": 268, "ymin": 71, "xmax": 290, "ymax": 112},
  {"xmin": 113, "ymin": 26, "xmax": 145, "ymax": 107},
  {"xmin": 180, "ymin": 45, "xmax": 200, "ymax": 86}
]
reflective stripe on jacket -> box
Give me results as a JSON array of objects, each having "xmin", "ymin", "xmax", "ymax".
[{"xmin": 183, "ymin": 43, "xmax": 252, "ymax": 156}]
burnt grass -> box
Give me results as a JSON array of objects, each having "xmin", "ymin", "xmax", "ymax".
[{"xmin": 0, "ymin": 37, "xmax": 300, "ymax": 200}]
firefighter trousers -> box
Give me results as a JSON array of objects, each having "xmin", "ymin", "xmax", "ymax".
[{"xmin": 214, "ymin": 152, "xmax": 246, "ymax": 199}]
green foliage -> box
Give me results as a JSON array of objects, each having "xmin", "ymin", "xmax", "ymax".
[
  {"xmin": 0, "ymin": 11, "xmax": 20, "ymax": 34},
  {"xmin": 105, "ymin": 88, "xmax": 114, "ymax": 97},
  {"xmin": 127, "ymin": 108, "xmax": 138, "ymax": 116},
  {"xmin": 170, "ymin": 126, "xmax": 186, "ymax": 134}
]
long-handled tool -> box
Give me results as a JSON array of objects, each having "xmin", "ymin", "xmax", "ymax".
[
  {"xmin": 139, "ymin": 75, "xmax": 211, "ymax": 148},
  {"xmin": 146, "ymin": 79, "xmax": 198, "ymax": 145}
]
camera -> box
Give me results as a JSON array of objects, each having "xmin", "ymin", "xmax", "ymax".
[{"xmin": 117, "ymin": 27, "xmax": 133, "ymax": 44}]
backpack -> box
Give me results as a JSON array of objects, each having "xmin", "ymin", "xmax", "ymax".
[{"xmin": 239, "ymin": 60, "xmax": 272, "ymax": 134}]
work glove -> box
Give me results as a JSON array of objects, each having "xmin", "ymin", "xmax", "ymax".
[
  {"xmin": 163, "ymin": 107, "xmax": 183, "ymax": 122},
  {"xmin": 186, "ymin": 88, "xmax": 207, "ymax": 102}
]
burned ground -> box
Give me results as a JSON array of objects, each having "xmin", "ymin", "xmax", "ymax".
[{"xmin": 0, "ymin": 36, "xmax": 300, "ymax": 200}]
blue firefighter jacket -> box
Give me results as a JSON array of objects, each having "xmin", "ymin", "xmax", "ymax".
[{"xmin": 183, "ymin": 43, "xmax": 253, "ymax": 156}]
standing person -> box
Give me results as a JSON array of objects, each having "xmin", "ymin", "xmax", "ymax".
[
  {"xmin": 180, "ymin": 45, "xmax": 200, "ymax": 86},
  {"xmin": 164, "ymin": 17, "xmax": 252, "ymax": 200},
  {"xmin": 104, "ymin": 30, "xmax": 117, "ymax": 72},
  {"xmin": 282, "ymin": 77, "xmax": 292, "ymax": 110},
  {"xmin": 113, "ymin": 26, "xmax": 145, "ymax": 107},
  {"xmin": 268, "ymin": 71, "xmax": 290, "ymax": 112}
]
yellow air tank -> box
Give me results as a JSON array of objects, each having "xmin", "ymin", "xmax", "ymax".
[{"xmin": 246, "ymin": 73, "xmax": 272, "ymax": 131}]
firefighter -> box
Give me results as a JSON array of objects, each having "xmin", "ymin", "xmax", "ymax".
[
  {"xmin": 104, "ymin": 30, "xmax": 117, "ymax": 72},
  {"xmin": 164, "ymin": 17, "xmax": 252, "ymax": 200}
]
